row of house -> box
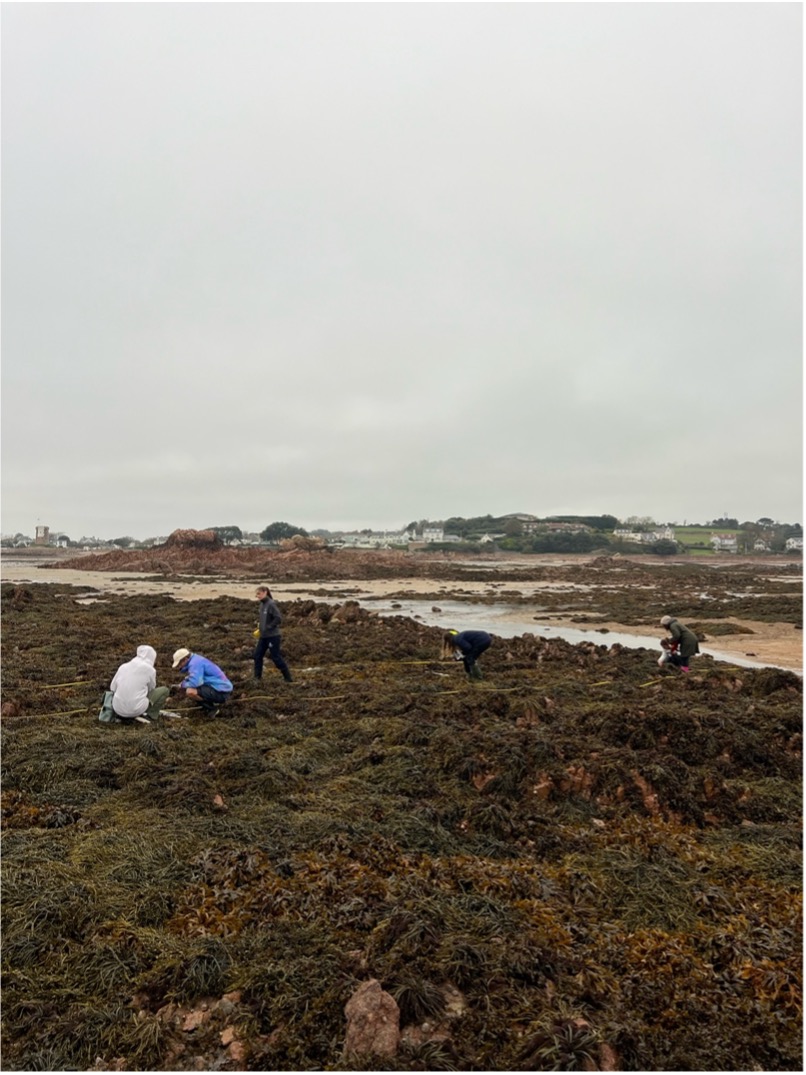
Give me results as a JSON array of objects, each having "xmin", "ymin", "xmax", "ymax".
[
  {"xmin": 333, "ymin": 527, "xmax": 803, "ymax": 554},
  {"xmin": 8, "ymin": 521, "xmax": 802, "ymax": 555},
  {"xmin": 335, "ymin": 527, "xmax": 464, "ymax": 548},
  {"xmin": 612, "ymin": 527, "xmax": 676, "ymax": 544},
  {"xmin": 521, "ymin": 521, "xmax": 592, "ymax": 536},
  {"xmin": 709, "ymin": 533, "xmax": 803, "ymax": 553},
  {"xmin": 2, "ymin": 526, "xmax": 71, "ymax": 548}
]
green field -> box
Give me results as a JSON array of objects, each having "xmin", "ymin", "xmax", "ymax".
[{"xmin": 673, "ymin": 526, "xmax": 737, "ymax": 552}]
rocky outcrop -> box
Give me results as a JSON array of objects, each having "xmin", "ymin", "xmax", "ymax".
[{"xmin": 164, "ymin": 528, "xmax": 223, "ymax": 550}]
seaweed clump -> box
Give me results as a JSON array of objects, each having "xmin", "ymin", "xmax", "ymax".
[{"xmin": 1, "ymin": 579, "xmax": 801, "ymax": 1071}]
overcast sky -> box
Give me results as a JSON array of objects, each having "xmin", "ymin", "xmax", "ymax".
[{"xmin": 2, "ymin": 3, "xmax": 802, "ymax": 539}]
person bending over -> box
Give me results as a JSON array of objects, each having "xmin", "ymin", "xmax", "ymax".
[
  {"xmin": 441, "ymin": 629, "xmax": 492, "ymax": 680},
  {"xmin": 172, "ymin": 647, "xmax": 233, "ymax": 715},
  {"xmin": 658, "ymin": 615, "xmax": 700, "ymax": 672}
]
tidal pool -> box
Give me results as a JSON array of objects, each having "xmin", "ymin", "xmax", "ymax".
[{"xmin": 365, "ymin": 597, "xmax": 798, "ymax": 672}]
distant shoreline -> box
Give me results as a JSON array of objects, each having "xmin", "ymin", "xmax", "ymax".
[
  {"xmin": 2, "ymin": 554, "xmax": 801, "ymax": 674},
  {"xmin": 1, "ymin": 545, "xmax": 800, "ymax": 570}
]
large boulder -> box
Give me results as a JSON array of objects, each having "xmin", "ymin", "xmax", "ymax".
[
  {"xmin": 343, "ymin": 979, "xmax": 400, "ymax": 1059},
  {"xmin": 279, "ymin": 535, "xmax": 327, "ymax": 552},
  {"xmin": 163, "ymin": 529, "xmax": 223, "ymax": 550}
]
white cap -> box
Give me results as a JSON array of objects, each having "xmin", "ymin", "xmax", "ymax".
[{"xmin": 172, "ymin": 647, "xmax": 191, "ymax": 668}]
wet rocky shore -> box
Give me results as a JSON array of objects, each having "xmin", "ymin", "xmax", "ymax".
[{"xmin": 1, "ymin": 559, "xmax": 801, "ymax": 1070}]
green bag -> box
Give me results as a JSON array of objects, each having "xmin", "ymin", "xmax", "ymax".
[{"xmin": 98, "ymin": 690, "xmax": 116, "ymax": 723}]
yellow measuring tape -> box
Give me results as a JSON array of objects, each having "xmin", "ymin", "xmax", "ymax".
[{"xmin": 22, "ymin": 680, "xmax": 93, "ymax": 690}]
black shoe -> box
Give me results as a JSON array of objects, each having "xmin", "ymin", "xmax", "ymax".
[{"xmin": 282, "ymin": 672, "xmax": 293, "ymax": 682}]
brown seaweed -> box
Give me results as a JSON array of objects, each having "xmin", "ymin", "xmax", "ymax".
[{"xmin": 1, "ymin": 576, "xmax": 801, "ymax": 1071}]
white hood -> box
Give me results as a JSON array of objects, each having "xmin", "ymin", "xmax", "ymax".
[{"xmin": 111, "ymin": 645, "xmax": 158, "ymax": 717}]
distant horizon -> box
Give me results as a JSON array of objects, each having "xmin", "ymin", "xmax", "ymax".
[{"xmin": 2, "ymin": 511, "xmax": 801, "ymax": 545}]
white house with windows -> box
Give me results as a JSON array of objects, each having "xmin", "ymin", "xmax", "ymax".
[
  {"xmin": 422, "ymin": 527, "xmax": 445, "ymax": 543},
  {"xmin": 613, "ymin": 526, "xmax": 676, "ymax": 544},
  {"xmin": 710, "ymin": 533, "xmax": 738, "ymax": 553},
  {"xmin": 338, "ymin": 530, "xmax": 412, "ymax": 548},
  {"xmin": 785, "ymin": 537, "xmax": 803, "ymax": 551}
]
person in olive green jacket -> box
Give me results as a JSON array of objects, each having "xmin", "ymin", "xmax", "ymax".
[{"xmin": 658, "ymin": 615, "xmax": 700, "ymax": 671}]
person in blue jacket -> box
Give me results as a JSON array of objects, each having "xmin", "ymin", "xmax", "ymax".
[
  {"xmin": 441, "ymin": 629, "xmax": 492, "ymax": 680},
  {"xmin": 172, "ymin": 647, "xmax": 233, "ymax": 715}
]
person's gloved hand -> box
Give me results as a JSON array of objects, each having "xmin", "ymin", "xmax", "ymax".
[{"xmin": 253, "ymin": 629, "xmax": 260, "ymax": 639}]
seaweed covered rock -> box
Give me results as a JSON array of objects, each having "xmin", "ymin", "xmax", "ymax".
[
  {"xmin": 6, "ymin": 585, "xmax": 34, "ymax": 610},
  {"xmin": 0, "ymin": 580, "xmax": 801, "ymax": 1071}
]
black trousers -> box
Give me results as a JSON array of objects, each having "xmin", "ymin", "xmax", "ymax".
[
  {"xmin": 254, "ymin": 635, "xmax": 291, "ymax": 679},
  {"xmin": 461, "ymin": 637, "xmax": 491, "ymax": 674},
  {"xmin": 197, "ymin": 684, "xmax": 230, "ymax": 712}
]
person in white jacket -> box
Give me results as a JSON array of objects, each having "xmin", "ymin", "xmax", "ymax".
[{"xmin": 110, "ymin": 645, "xmax": 169, "ymax": 723}]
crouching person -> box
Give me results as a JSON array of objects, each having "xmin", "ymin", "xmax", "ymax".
[
  {"xmin": 658, "ymin": 615, "xmax": 700, "ymax": 672},
  {"xmin": 172, "ymin": 647, "xmax": 233, "ymax": 715},
  {"xmin": 110, "ymin": 645, "xmax": 169, "ymax": 724}
]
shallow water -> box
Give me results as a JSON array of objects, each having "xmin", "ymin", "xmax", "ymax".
[{"xmin": 366, "ymin": 597, "xmax": 799, "ymax": 673}]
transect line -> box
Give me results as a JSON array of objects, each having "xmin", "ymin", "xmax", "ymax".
[
  {"xmin": 13, "ymin": 680, "xmax": 93, "ymax": 690},
  {"xmin": 8, "ymin": 708, "xmax": 93, "ymax": 720},
  {"xmin": 10, "ymin": 676, "xmax": 681, "ymax": 721}
]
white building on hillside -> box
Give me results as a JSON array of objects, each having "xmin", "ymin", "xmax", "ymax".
[
  {"xmin": 711, "ymin": 533, "xmax": 738, "ymax": 553},
  {"xmin": 613, "ymin": 526, "xmax": 676, "ymax": 544},
  {"xmin": 422, "ymin": 527, "xmax": 445, "ymax": 543}
]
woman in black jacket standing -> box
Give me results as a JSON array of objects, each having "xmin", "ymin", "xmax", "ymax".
[{"xmin": 254, "ymin": 586, "xmax": 293, "ymax": 682}]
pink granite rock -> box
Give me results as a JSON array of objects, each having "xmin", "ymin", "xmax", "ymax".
[{"xmin": 343, "ymin": 979, "xmax": 400, "ymax": 1058}]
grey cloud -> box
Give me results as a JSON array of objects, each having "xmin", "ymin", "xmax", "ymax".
[{"xmin": 2, "ymin": 3, "xmax": 801, "ymax": 538}]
